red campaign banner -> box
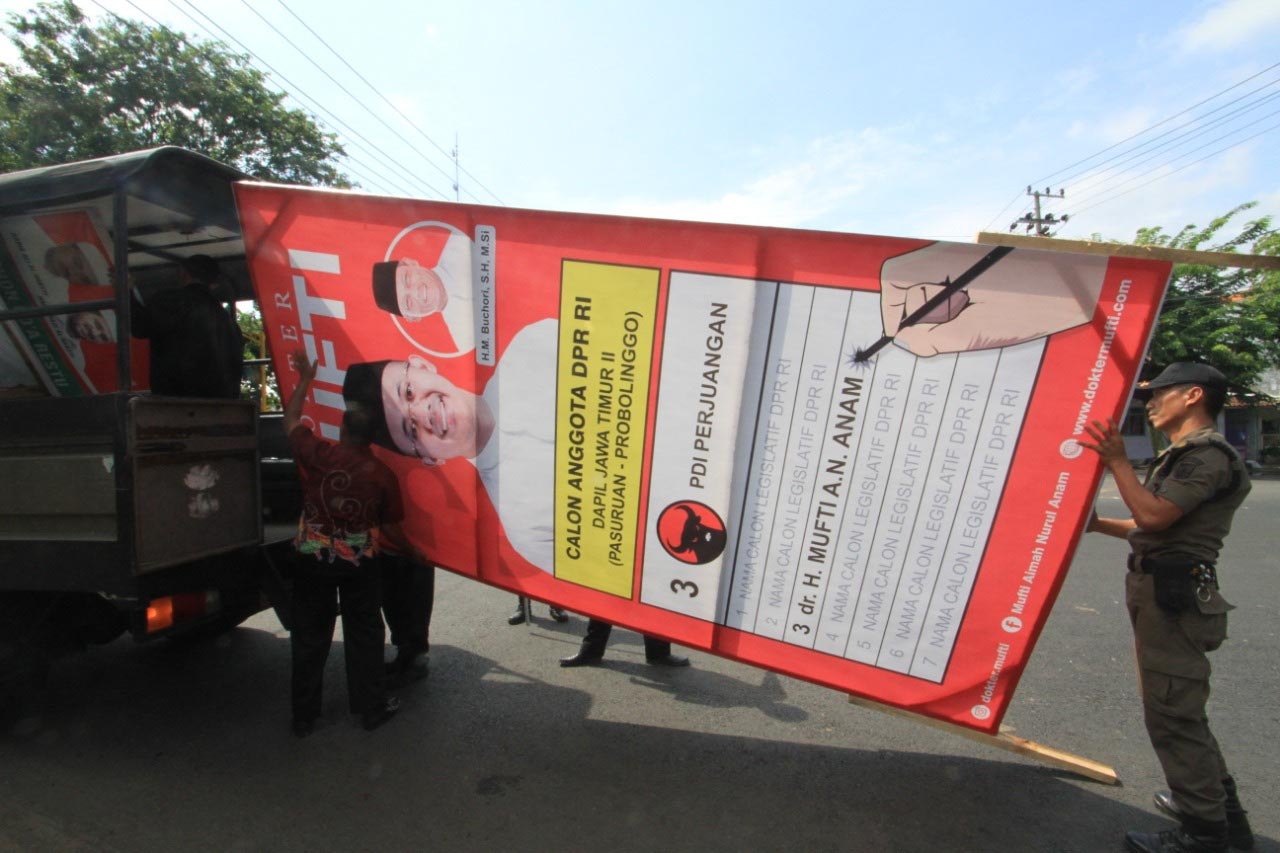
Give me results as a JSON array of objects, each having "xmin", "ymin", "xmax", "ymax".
[
  {"xmin": 0, "ymin": 209, "xmax": 149, "ymax": 396},
  {"xmin": 236, "ymin": 182, "xmax": 1171, "ymax": 732}
]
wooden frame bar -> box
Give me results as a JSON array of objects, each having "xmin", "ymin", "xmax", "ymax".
[
  {"xmin": 975, "ymin": 231, "xmax": 1280, "ymax": 271},
  {"xmin": 847, "ymin": 694, "xmax": 1119, "ymax": 785}
]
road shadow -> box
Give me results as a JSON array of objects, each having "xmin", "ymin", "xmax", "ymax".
[{"xmin": 8, "ymin": 626, "xmax": 1274, "ymax": 852}]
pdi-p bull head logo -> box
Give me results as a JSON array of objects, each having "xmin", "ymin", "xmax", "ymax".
[{"xmin": 657, "ymin": 500, "xmax": 727, "ymax": 565}]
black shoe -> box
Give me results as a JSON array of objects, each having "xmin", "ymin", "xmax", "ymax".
[
  {"xmin": 361, "ymin": 697, "xmax": 400, "ymax": 731},
  {"xmin": 291, "ymin": 717, "xmax": 316, "ymax": 738},
  {"xmin": 383, "ymin": 654, "xmax": 428, "ymax": 689},
  {"xmin": 1155, "ymin": 790, "xmax": 1252, "ymax": 850},
  {"xmin": 507, "ymin": 605, "xmax": 527, "ymax": 625},
  {"xmin": 1125, "ymin": 825, "xmax": 1228, "ymax": 853},
  {"xmin": 385, "ymin": 647, "xmax": 415, "ymax": 672},
  {"xmin": 549, "ymin": 606, "xmax": 569, "ymax": 623},
  {"xmin": 645, "ymin": 653, "xmax": 690, "ymax": 668},
  {"xmin": 559, "ymin": 649, "xmax": 604, "ymax": 667}
]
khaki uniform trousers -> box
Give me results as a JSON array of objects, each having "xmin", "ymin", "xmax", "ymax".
[{"xmin": 1126, "ymin": 570, "xmax": 1230, "ymax": 823}]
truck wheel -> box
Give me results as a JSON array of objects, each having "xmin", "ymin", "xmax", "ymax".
[{"xmin": 0, "ymin": 639, "xmax": 50, "ymax": 730}]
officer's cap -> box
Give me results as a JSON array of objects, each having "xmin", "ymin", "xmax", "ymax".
[{"xmin": 1136, "ymin": 362, "xmax": 1228, "ymax": 395}]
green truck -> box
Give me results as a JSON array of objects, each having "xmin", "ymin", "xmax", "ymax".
[{"xmin": 0, "ymin": 148, "xmax": 300, "ymax": 721}]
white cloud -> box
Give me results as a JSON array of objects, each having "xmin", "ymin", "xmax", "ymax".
[
  {"xmin": 576, "ymin": 128, "xmax": 931, "ymax": 231},
  {"xmin": 1179, "ymin": 0, "xmax": 1280, "ymax": 51},
  {"xmin": 1052, "ymin": 66, "xmax": 1099, "ymax": 101},
  {"xmin": 519, "ymin": 114, "xmax": 1274, "ymax": 250},
  {"xmin": 1256, "ymin": 185, "xmax": 1280, "ymax": 220},
  {"xmin": 386, "ymin": 92, "xmax": 427, "ymax": 125},
  {"xmin": 532, "ymin": 123, "xmax": 1063, "ymax": 244},
  {"xmin": 1055, "ymin": 144, "xmax": 1265, "ymax": 240},
  {"xmin": 1067, "ymin": 108, "xmax": 1158, "ymax": 144}
]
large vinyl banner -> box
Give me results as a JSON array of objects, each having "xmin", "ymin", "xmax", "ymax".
[
  {"xmin": 0, "ymin": 209, "xmax": 149, "ymax": 397},
  {"xmin": 236, "ymin": 183, "xmax": 1171, "ymax": 732}
]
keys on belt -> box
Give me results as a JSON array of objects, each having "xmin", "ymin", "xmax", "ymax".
[{"xmin": 1190, "ymin": 562, "xmax": 1219, "ymax": 603}]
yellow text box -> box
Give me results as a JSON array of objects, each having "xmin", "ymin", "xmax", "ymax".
[{"xmin": 555, "ymin": 261, "xmax": 659, "ymax": 595}]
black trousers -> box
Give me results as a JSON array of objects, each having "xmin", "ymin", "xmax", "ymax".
[
  {"xmin": 290, "ymin": 552, "xmax": 386, "ymax": 722},
  {"xmin": 381, "ymin": 554, "xmax": 434, "ymax": 654},
  {"xmin": 582, "ymin": 618, "xmax": 671, "ymax": 659}
]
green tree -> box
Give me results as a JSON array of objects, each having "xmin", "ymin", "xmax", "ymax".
[
  {"xmin": 0, "ymin": 0, "xmax": 348, "ymax": 185},
  {"xmin": 1120, "ymin": 203, "xmax": 1280, "ymax": 390},
  {"xmin": 235, "ymin": 306, "xmax": 281, "ymax": 410}
]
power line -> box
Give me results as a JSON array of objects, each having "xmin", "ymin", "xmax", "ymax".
[
  {"xmin": 276, "ymin": 0, "xmax": 504, "ymax": 206},
  {"xmin": 994, "ymin": 61, "xmax": 1280, "ymax": 230},
  {"xmin": 105, "ymin": 0, "xmax": 422, "ymax": 197},
  {"xmin": 981, "ymin": 187, "xmax": 1029, "ymax": 234},
  {"xmin": 1031, "ymin": 60, "xmax": 1280, "ymax": 187},
  {"xmin": 166, "ymin": 0, "xmax": 448, "ymax": 199},
  {"xmin": 1064, "ymin": 120, "xmax": 1280, "ymax": 218},
  {"xmin": 1064, "ymin": 105, "xmax": 1280, "ymax": 212},
  {"xmin": 237, "ymin": 0, "xmax": 459, "ymax": 193},
  {"xmin": 335, "ymin": 158, "xmax": 403, "ymax": 197},
  {"xmin": 1068, "ymin": 90, "xmax": 1280, "ymax": 199},
  {"xmin": 1055, "ymin": 76, "xmax": 1280, "ymax": 196}
]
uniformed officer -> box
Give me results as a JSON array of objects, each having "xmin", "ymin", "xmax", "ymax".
[{"xmin": 1079, "ymin": 362, "xmax": 1253, "ymax": 853}]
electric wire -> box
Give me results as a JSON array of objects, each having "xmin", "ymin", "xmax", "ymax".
[
  {"xmin": 238, "ymin": 0, "xmax": 460, "ymax": 195},
  {"xmin": 995, "ymin": 62, "xmax": 1280, "ymax": 231},
  {"xmin": 980, "ymin": 187, "xmax": 1031, "ymax": 234},
  {"xmin": 1054, "ymin": 76, "xmax": 1280, "ymax": 195},
  {"xmin": 1006, "ymin": 112, "xmax": 1278, "ymax": 233},
  {"xmin": 170, "ymin": 0, "xmax": 444, "ymax": 198},
  {"xmin": 1066, "ymin": 89, "xmax": 1280, "ymax": 200},
  {"xmin": 1007, "ymin": 96, "xmax": 1280, "ymax": 230},
  {"xmin": 166, "ymin": 0, "xmax": 448, "ymax": 199},
  {"xmin": 334, "ymin": 157, "xmax": 402, "ymax": 197},
  {"xmin": 1031, "ymin": 60, "xmax": 1280, "ymax": 187},
  {"xmin": 1064, "ymin": 107, "xmax": 1280, "ymax": 213},
  {"xmin": 276, "ymin": 0, "xmax": 504, "ymax": 206},
  {"xmin": 1065, "ymin": 120, "xmax": 1280, "ymax": 218},
  {"xmin": 106, "ymin": 0, "xmax": 420, "ymax": 197}
]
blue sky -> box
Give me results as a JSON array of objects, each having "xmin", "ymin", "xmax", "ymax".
[{"xmin": 2, "ymin": 0, "xmax": 1278, "ymax": 244}]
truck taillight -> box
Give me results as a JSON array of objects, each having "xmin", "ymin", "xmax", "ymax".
[{"xmin": 145, "ymin": 591, "xmax": 221, "ymax": 634}]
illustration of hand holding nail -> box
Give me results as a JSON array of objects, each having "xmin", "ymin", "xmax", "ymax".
[{"xmin": 865, "ymin": 243, "xmax": 1109, "ymax": 359}]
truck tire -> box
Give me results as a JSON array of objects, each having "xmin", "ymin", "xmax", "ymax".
[{"xmin": 0, "ymin": 637, "xmax": 50, "ymax": 729}]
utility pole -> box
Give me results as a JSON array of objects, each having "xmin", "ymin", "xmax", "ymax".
[
  {"xmin": 1010, "ymin": 186, "xmax": 1068, "ymax": 236},
  {"xmin": 452, "ymin": 134, "xmax": 460, "ymax": 202}
]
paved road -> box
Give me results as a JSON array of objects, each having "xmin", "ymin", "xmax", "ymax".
[{"xmin": 3, "ymin": 478, "xmax": 1277, "ymax": 852}]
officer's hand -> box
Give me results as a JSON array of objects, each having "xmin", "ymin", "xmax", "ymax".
[{"xmin": 1077, "ymin": 418, "xmax": 1127, "ymax": 467}]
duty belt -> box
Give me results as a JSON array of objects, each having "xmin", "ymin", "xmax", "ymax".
[
  {"xmin": 1128, "ymin": 554, "xmax": 1221, "ymax": 603},
  {"xmin": 1128, "ymin": 553, "xmax": 1216, "ymax": 576}
]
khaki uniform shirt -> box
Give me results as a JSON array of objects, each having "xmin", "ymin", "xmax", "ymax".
[
  {"xmin": 1128, "ymin": 427, "xmax": 1250, "ymax": 565},
  {"xmin": 1126, "ymin": 427, "xmax": 1249, "ymax": 678}
]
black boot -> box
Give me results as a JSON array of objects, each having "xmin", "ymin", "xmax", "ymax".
[
  {"xmin": 645, "ymin": 652, "xmax": 690, "ymax": 667},
  {"xmin": 360, "ymin": 696, "xmax": 400, "ymax": 731},
  {"xmin": 1153, "ymin": 777, "xmax": 1253, "ymax": 850},
  {"xmin": 549, "ymin": 606, "xmax": 569, "ymax": 623},
  {"xmin": 507, "ymin": 597, "xmax": 528, "ymax": 626},
  {"xmin": 1125, "ymin": 815, "xmax": 1228, "ymax": 853},
  {"xmin": 559, "ymin": 641, "xmax": 605, "ymax": 667},
  {"xmin": 383, "ymin": 646, "xmax": 428, "ymax": 688},
  {"xmin": 1222, "ymin": 776, "xmax": 1254, "ymax": 851}
]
